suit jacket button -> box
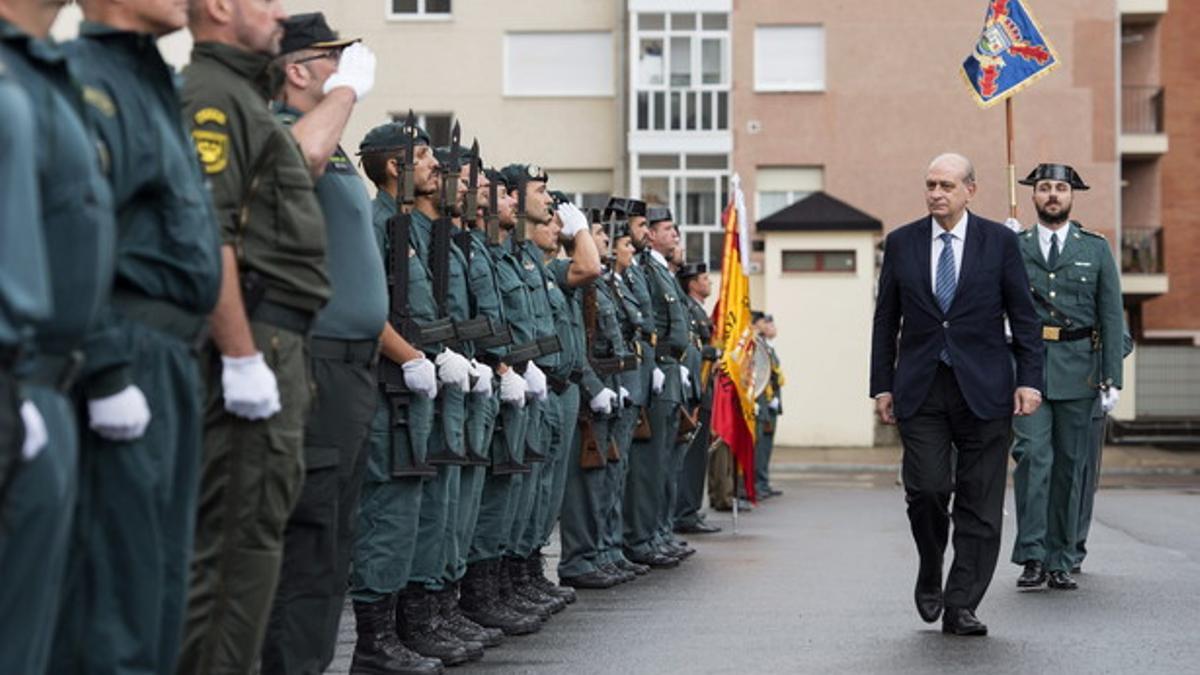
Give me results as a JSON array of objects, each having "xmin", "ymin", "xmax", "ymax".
[{"xmin": 942, "ymin": 321, "xmax": 950, "ymax": 328}]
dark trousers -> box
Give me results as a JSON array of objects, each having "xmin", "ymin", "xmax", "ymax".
[
  {"xmin": 897, "ymin": 364, "xmax": 1010, "ymax": 611},
  {"xmin": 673, "ymin": 402, "xmax": 711, "ymax": 526},
  {"xmin": 261, "ymin": 344, "xmax": 378, "ymax": 675},
  {"xmin": 1072, "ymin": 397, "xmax": 1107, "ymax": 569}
]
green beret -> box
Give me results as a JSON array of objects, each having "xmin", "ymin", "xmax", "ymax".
[
  {"xmin": 358, "ymin": 120, "xmax": 431, "ymax": 156},
  {"xmin": 499, "ymin": 163, "xmax": 549, "ymax": 191}
]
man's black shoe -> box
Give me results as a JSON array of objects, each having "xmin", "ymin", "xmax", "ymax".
[
  {"xmin": 1017, "ymin": 560, "xmax": 1047, "ymax": 589},
  {"xmin": 675, "ymin": 519, "xmax": 722, "ymax": 535},
  {"xmin": 1047, "ymin": 570, "xmax": 1078, "ymax": 590},
  {"xmin": 559, "ymin": 570, "xmax": 619, "ymax": 589},
  {"xmin": 914, "ymin": 585, "xmax": 943, "ymax": 623},
  {"xmin": 766, "ymin": 486, "xmax": 783, "ymax": 498},
  {"xmin": 599, "ymin": 562, "xmax": 635, "ymax": 583},
  {"xmin": 1070, "ymin": 564, "xmax": 1082, "ymax": 574},
  {"xmin": 663, "ymin": 542, "xmax": 696, "ymax": 559},
  {"xmin": 942, "ymin": 607, "xmax": 987, "ymax": 636},
  {"xmin": 615, "ymin": 557, "xmax": 650, "ymax": 575},
  {"xmin": 625, "ymin": 550, "xmax": 679, "ymax": 569}
]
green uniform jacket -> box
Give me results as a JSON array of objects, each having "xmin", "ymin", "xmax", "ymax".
[
  {"xmin": 639, "ymin": 252, "xmax": 689, "ymax": 403},
  {"xmin": 67, "ymin": 23, "xmax": 223, "ymax": 393},
  {"xmin": 372, "ymin": 195, "xmax": 439, "ymax": 353},
  {"xmin": 0, "ymin": 64, "xmax": 50, "ymax": 352},
  {"xmin": 182, "ymin": 42, "xmax": 330, "ymax": 312},
  {"xmin": 514, "ymin": 241, "xmax": 565, "ymax": 378},
  {"xmin": 621, "ymin": 264, "xmax": 656, "ymax": 404},
  {"xmin": 684, "ymin": 294, "xmax": 715, "ymax": 401},
  {"xmin": 466, "ymin": 229, "xmax": 508, "ymax": 363},
  {"xmin": 1019, "ymin": 223, "xmax": 1124, "ymax": 400},
  {"xmin": 0, "ymin": 22, "xmax": 115, "ymax": 366}
]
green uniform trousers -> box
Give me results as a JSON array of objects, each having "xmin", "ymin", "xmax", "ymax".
[
  {"xmin": 446, "ymin": 391, "xmax": 497, "ymax": 582},
  {"xmin": 508, "ymin": 397, "xmax": 548, "ymax": 558},
  {"xmin": 51, "ymin": 322, "xmax": 203, "ymax": 675},
  {"xmin": 537, "ymin": 384, "xmax": 579, "ymax": 548},
  {"xmin": 0, "ymin": 386, "xmax": 76, "ymax": 675},
  {"xmin": 261, "ymin": 345, "xmax": 378, "ymax": 675},
  {"xmin": 624, "ymin": 396, "xmax": 680, "ymax": 556},
  {"xmin": 411, "ymin": 386, "xmax": 469, "ymax": 591},
  {"xmin": 1011, "ymin": 396, "xmax": 1095, "ymax": 572},
  {"xmin": 1071, "ymin": 397, "xmax": 1107, "ymax": 570},
  {"xmin": 469, "ymin": 401, "xmax": 527, "ymax": 563},
  {"xmin": 674, "ymin": 403, "xmax": 712, "ymax": 528},
  {"xmin": 557, "ymin": 413, "xmax": 613, "ymax": 577},
  {"xmin": 179, "ymin": 322, "xmax": 311, "ymax": 675},
  {"xmin": 599, "ymin": 404, "xmax": 638, "ymax": 565},
  {"xmin": 660, "ymin": 424, "xmax": 693, "ymax": 543},
  {"xmin": 349, "ymin": 391, "xmax": 432, "ymax": 602},
  {"xmin": 754, "ymin": 412, "xmax": 778, "ymax": 497}
]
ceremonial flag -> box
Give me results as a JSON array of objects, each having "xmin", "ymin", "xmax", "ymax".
[
  {"xmin": 961, "ymin": 0, "xmax": 1059, "ymax": 108},
  {"xmin": 710, "ymin": 175, "xmax": 758, "ymax": 502}
]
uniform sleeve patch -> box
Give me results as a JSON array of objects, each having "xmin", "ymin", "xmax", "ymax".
[
  {"xmin": 192, "ymin": 129, "xmax": 229, "ymax": 174},
  {"xmin": 194, "ymin": 107, "xmax": 228, "ymax": 126},
  {"xmin": 82, "ymin": 85, "xmax": 116, "ymax": 118}
]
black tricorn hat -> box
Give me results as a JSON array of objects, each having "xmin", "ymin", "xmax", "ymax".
[
  {"xmin": 647, "ymin": 206, "xmax": 673, "ymax": 225},
  {"xmin": 604, "ymin": 197, "xmax": 648, "ymax": 219},
  {"xmin": 280, "ymin": 13, "xmax": 358, "ymax": 56},
  {"xmin": 1019, "ymin": 163, "xmax": 1090, "ymax": 191},
  {"xmin": 676, "ymin": 262, "xmax": 708, "ymax": 282}
]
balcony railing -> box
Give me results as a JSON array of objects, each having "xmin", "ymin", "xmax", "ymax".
[
  {"xmin": 1122, "ymin": 226, "xmax": 1164, "ymax": 273},
  {"xmin": 635, "ymin": 89, "xmax": 729, "ymax": 132},
  {"xmin": 1122, "ymin": 86, "xmax": 1165, "ymax": 134}
]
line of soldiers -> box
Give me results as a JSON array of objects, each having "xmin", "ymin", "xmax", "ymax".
[{"xmin": 0, "ymin": 4, "xmax": 725, "ymax": 674}]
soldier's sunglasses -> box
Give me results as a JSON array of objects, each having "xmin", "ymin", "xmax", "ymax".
[{"xmin": 294, "ymin": 48, "xmax": 343, "ymax": 65}]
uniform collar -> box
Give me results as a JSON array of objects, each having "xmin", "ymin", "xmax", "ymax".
[
  {"xmin": 78, "ymin": 20, "xmax": 159, "ymax": 53},
  {"xmin": 649, "ymin": 249, "xmax": 669, "ymax": 268},
  {"xmin": 1036, "ymin": 221, "xmax": 1071, "ymax": 249},
  {"xmin": 373, "ymin": 191, "xmax": 398, "ymax": 217},
  {"xmin": 191, "ymin": 41, "xmax": 272, "ymax": 93},
  {"xmin": 0, "ymin": 18, "xmax": 67, "ymax": 65}
]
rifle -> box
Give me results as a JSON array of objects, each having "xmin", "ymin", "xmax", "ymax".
[{"xmin": 578, "ymin": 405, "xmax": 606, "ymax": 470}]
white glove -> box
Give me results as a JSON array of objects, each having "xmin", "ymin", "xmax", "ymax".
[
  {"xmin": 652, "ymin": 367, "xmax": 665, "ymax": 395},
  {"xmin": 523, "ymin": 362, "xmax": 548, "ymax": 401},
  {"xmin": 401, "ymin": 358, "xmax": 438, "ymax": 399},
  {"xmin": 221, "ymin": 353, "xmax": 281, "ymax": 420},
  {"xmin": 470, "ymin": 359, "xmax": 494, "ymax": 396},
  {"xmin": 680, "ymin": 366, "xmax": 692, "ymax": 390},
  {"xmin": 20, "ymin": 400, "xmax": 47, "ymax": 461},
  {"xmin": 1004, "ymin": 217, "xmax": 1023, "ymax": 233},
  {"xmin": 499, "ymin": 368, "xmax": 527, "ymax": 407},
  {"xmin": 557, "ymin": 202, "xmax": 589, "ymax": 238},
  {"xmin": 88, "ymin": 384, "xmax": 151, "ymax": 441},
  {"xmin": 322, "ymin": 42, "xmax": 376, "ymax": 101},
  {"xmin": 618, "ymin": 385, "xmax": 631, "ymax": 408},
  {"xmin": 435, "ymin": 348, "xmax": 472, "ymax": 393},
  {"xmin": 769, "ymin": 397, "xmax": 781, "ymax": 412},
  {"xmin": 1101, "ymin": 387, "xmax": 1120, "ymax": 414},
  {"xmin": 589, "ymin": 388, "xmax": 618, "ymax": 415}
]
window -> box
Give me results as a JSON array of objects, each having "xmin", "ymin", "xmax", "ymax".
[
  {"xmin": 547, "ymin": 170, "xmax": 612, "ymax": 213},
  {"xmin": 504, "ymin": 32, "xmax": 614, "ymax": 97},
  {"xmin": 389, "ymin": 112, "xmax": 454, "ymax": 147},
  {"xmin": 388, "ymin": 0, "xmax": 451, "ymax": 19},
  {"xmin": 756, "ymin": 166, "xmax": 823, "ymax": 219},
  {"xmin": 635, "ymin": 152, "xmax": 729, "ymax": 270},
  {"xmin": 632, "ymin": 11, "xmax": 729, "ymax": 132},
  {"xmin": 755, "ymin": 25, "xmax": 825, "ymax": 92},
  {"xmin": 782, "ymin": 250, "xmax": 856, "ymax": 273}
]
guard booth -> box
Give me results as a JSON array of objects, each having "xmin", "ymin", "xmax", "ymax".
[{"xmin": 757, "ymin": 192, "xmax": 882, "ymax": 447}]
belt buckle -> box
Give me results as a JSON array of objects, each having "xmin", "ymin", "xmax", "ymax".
[{"xmin": 1042, "ymin": 326, "xmax": 1061, "ymax": 341}]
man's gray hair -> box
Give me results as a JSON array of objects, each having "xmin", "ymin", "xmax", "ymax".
[{"xmin": 929, "ymin": 153, "xmax": 976, "ymax": 186}]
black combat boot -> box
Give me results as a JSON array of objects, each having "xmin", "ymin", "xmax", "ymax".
[
  {"xmin": 459, "ymin": 561, "xmax": 541, "ymax": 636},
  {"xmin": 438, "ymin": 584, "xmax": 503, "ymax": 648},
  {"xmin": 350, "ymin": 596, "xmax": 444, "ymax": 675},
  {"xmin": 526, "ymin": 554, "xmax": 577, "ymax": 604},
  {"xmin": 509, "ymin": 558, "xmax": 566, "ymax": 614},
  {"xmin": 496, "ymin": 558, "xmax": 551, "ymax": 621},
  {"xmin": 395, "ymin": 587, "xmax": 471, "ymax": 666}
]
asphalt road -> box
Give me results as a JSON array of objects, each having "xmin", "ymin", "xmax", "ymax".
[{"xmin": 329, "ymin": 477, "xmax": 1200, "ymax": 674}]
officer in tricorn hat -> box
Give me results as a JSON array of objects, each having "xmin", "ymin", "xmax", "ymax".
[{"xmin": 1009, "ymin": 163, "xmax": 1124, "ymax": 593}]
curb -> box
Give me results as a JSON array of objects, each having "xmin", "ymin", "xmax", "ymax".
[{"xmin": 772, "ymin": 462, "xmax": 1200, "ymax": 477}]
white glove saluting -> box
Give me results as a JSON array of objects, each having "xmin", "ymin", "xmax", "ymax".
[
  {"xmin": 401, "ymin": 358, "xmax": 438, "ymax": 399},
  {"xmin": 20, "ymin": 400, "xmax": 47, "ymax": 460},
  {"xmin": 589, "ymin": 388, "xmax": 619, "ymax": 416},
  {"xmin": 652, "ymin": 367, "xmax": 665, "ymax": 395},
  {"xmin": 435, "ymin": 348, "xmax": 472, "ymax": 393},
  {"xmin": 499, "ymin": 368, "xmax": 527, "ymax": 407},
  {"xmin": 88, "ymin": 384, "xmax": 151, "ymax": 441},
  {"xmin": 523, "ymin": 362, "xmax": 548, "ymax": 401},
  {"xmin": 1101, "ymin": 387, "xmax": 1120, "ymax": 414},
  {"xmin": 470, "ymin": 359, "xmax": 494, "ymax": 396},
  {"xmin": 323, "ymin": 42, "xmax": 376, "ymax": 101},
  {"xmin": 221, "ymin": 353, "xmax": 281, "ymax": 420},
  {"xmin": 557, "ymin": 202, "xmax": 589, "ymax": 238}
]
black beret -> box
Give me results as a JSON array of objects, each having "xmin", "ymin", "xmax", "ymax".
[
  {"xmin": 499, "ymin": 163, "xmax": 549, "ymax": 190},
  {"xmin": 676, "ymin": 262, "xmax": 708, "ymax": 282},
  {"xmin": 280, "ymin": 13, "xmax": 357, "ymax": 57},
  {"xmin": 358, "ymin": 120, "xmax": 431, "ymax": 156}
]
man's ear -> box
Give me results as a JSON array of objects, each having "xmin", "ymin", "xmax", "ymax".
[
  {"xmin": 206, "ymin": 0, "xmax": 234, "ymax": 25},
  {"xmin": 966, "ymin": 181, "xmax": 977, "ymax": 199},
  {"xmin": 283, "ymin": 61, "xmax": 311, "ymax": 91}
]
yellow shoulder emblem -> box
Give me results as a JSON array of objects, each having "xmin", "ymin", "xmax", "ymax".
[
  {"xmin": 82, "ymin": 85, "xmax": 116, "ymax": 118},
  {"xmin": 192, "ymin": 129, "xmax": 229, "ymax": 174},
  {"xmin": 194, "ymin": 107, "xmax": 227, "ymax": 126}
]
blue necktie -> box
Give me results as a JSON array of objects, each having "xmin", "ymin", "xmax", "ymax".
[{"xmin": 936, "ymin": 232, "xmax": 957, "ymax": 365}]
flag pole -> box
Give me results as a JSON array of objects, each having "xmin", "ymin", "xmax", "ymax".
[
  {"xmin": 731, "ymin": 442, "xmax": 739, "ymax": 536},
  {"xmin": 1006, "ymin": 97, "xmax": 1017, "ymax": 219}
]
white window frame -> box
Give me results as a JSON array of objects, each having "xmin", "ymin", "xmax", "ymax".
[
  {"xmin": 756, "ymin": 189, "xmax": 813, "ymax": 221},
  {"xmin": 630, "ymin": 11, "xmax": 731, "ymax": 133},
  {"xmin": 385, "ymin": 0, "xmax": 453, "ymax": 23},
  {"xmin": 503, "ymin": 31, "xmax": 616, "ymax": 98},
  {"xmin": 632, "ymin": 152, "xmax": 729, "ymax": 269},
  {"xmin": 753, "ymin": 24, "xmax": 826, "ymax": 93}
]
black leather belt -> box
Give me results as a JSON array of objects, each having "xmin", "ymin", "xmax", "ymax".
[
  {"xmin": 1042, "ymin": 325, "xmax": 1095, "ymax": 342},
  {"xmin": 251, "ymin": 300, "xmax": 314, "ymax": 335},
  {"xmin": 22, "ymin": 350, "xmax": 84, "ymax": 392},
  {"xmin": 309, "ymin": 337, "xmax": 379, "ymax": 366},
  {"xmin": 547, "ymin": 370, "xmax": 583, "ymax": 395},
  {"xmin": 112, "ymin": 288, "xmax": 208, "ymax": 346}
]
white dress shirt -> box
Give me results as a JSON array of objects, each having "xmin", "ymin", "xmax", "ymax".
[
  {"xmin": 649, "ymin": 249, "xmax": 670, "ymax": 269},
  {"xmin": 1036, "ymin": 222, "xmax": 1069, "ymax": 263},
  {"xmin": 930, "ymin": 211, "xmax": 968, "ymax": 296}
]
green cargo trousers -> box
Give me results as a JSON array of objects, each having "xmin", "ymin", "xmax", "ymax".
[
  {"xmin": 538, "ymin": 384, "xmax": 580, "ymax": 548},
  {"xmin": 178, "ymin": 322, "xmax": 311, "ymax": 675},
  {"xmin": 0, "ymin": 386, "xmax": 76, "ymax": 675},
  {"xmin": 469, "ymin": 400, "xmax": 527, "ymax": 563},
  {"xmin": 446, "ymin": 391, "xmax": 497, "ymax": 582},
  {"xmin": 557, "ymin": 411, "xmax": 613, "ymax": 578},
  {"xmin": 50, "ymin": 321, "xmax": 204, "ymax": 675},
  {"xmin": 508, "ymin": 397, "xmax": 548, "ymax": 557},
  {"xmin": 598, "ymin": 404, "xmax": 638, "ymax": 565},
  {"xmin": 261, "ymin": 341, "xmax": 379, "ymax": 675},
  {"xmin": 623, "ymin": 395, "xmax": 680, "ymax": 557},
  {"xmin": 349, "ymin": 391, "xmax": 432, "ymax": 602},
  {"xmin": 674, "ymin": 402, "xmax": 712, "ymax": 528},
  {"xmin": 1011, "ymin": 396, "xmax": 1095, "ymax": 572}
]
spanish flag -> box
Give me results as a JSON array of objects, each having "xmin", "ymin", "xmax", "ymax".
[{"xmin": 710, "ymin": 175, "xmax": 758, "ymax": 502}]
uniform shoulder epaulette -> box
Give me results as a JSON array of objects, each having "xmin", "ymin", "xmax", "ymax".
[{"xmin": 1075, "ymin": 224, "xmax": 1106, "ymax": 241}]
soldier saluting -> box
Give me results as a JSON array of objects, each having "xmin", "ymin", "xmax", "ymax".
[{"xmin": 1010, "ymin": 164, "xmax": 1123, "ymax": 592}]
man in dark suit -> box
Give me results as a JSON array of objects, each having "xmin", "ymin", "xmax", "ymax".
[{"xmin": 870, "ymin": 153, "xmax": 1044, "ymax": 636}]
